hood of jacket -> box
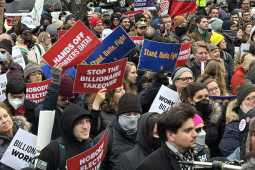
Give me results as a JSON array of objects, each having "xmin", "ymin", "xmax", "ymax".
[
  {"xmin": 16, "ymin": 35, "xmax": 39, "ymax": 44},
  {"xmin": 205, "ymin": 100, "xmax": 222, "ymax": 125},
  {"xmin": 222, "ymin": 30, "xmax": 237, "ymax": 42},
  {"xmin": 249, "ymin": 26, "xmax": 255, "ymax": 41},
  {"xmin": 242, "ymin": 58, "xmax": 255, "ymax": 71},
  {"xmin": 225, "ymin": 99, "xmax": 240, "ymax": 124},
  {"xmin": 234, "ymin": 63, "xmax": 245, "ymax": 73},
  {"xmin": 192, "ymin": 28, "xmax": 209, "ymax": 42}
]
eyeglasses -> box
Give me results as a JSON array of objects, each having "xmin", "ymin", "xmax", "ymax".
[
  {"xmin": 22, "ymin": 32, "xmax": 32, "ymax": 36},
  {"xmin": 208, "ymin": 86, "xmax": 219, "ymax": 93},
  {"xmin": 194, "ymin": 126, "xmax": 206, "ymax": 134},
  {"xmin": 30, "ymin": 72, "xmax": 42, "ymax": 77},
  {"xmin": 177, "ymin": 77, "xmax": 194, "ymax": 82},
  {"xmin": 123, "ymin": 21, "xmax": 130, "ymax": 23},
  {"xmin": 75, "ymin": 119, "xmax": 92, "ymax": 127},
  {"xmin": 244, "ymin": 96, "xmax": 255, "ymax": 102}
]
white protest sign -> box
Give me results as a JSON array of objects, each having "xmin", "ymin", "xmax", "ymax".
[
  {"xmin": 234, "ymin": 46, "xmax": 239, "ymax": 58},
  {"xmin": 0, "ymin": 73, "xmax": 7, "ymax": 102},
  {"xmin": 1, "ymin": 129, "xmax": 37, "ymax": 169},
  {"xmin": 241, "ymin": 44, "xmax": 250, "ymax": 55},
  {"xmin": 149, "ymin": 85, "xmax": 180, "ymax": 113},
  {"xmin": 12, "ymin": 49, "xmax": 26, "ymax": 69}
]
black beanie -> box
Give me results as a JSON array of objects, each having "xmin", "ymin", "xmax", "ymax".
[
  {"xmin": 20, "ymin": 26, "xmax": 31, "ymax": 35},
  {"xmin": 135, "ymin": 13, "xmax": 145, "ymax": 23},
  {"xmin": 114, "ymin": 7, "xmax": 121, "ymax": 13},
  {"xmin": 0, "ymin": 39, "xmax": 12, "ymax": 55},
  {"xmin": 236, "ymin": 79, "xmax": 255, "ymax": 105},
  {"xmin": 117, "ymin": 93, "xmax": 142, "ymax": 115},
  {"xmin": 110, "ymin": 13, "xmax": 120, "ymax": 22}
]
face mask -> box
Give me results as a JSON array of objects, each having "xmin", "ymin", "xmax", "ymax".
[
  {"xmin": 152, "ymin": 137, "xmax": 161, "ymax": 150},
  {"xmin": 0, "ymin": 53, "xmax": 8, "ymax": 62},
  {"xmin": 118, "ymin": 114, "xmax": 140, "ymax": 135},
  {"xmin": 175, "ymin": 27, "xmax": 187, "ymax": 36},
  {"xmin": 196, "ymin": 129, "xmax": 206, "ymax": 146},
  {"xmin": 8, "ymin": 98, "xmax": 24, "ymax": 110},
  {"xmin": 195, "ymin": 98, "xmax": 209, "ymax": 113}
]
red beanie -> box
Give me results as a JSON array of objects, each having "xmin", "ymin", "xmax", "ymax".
[
  {"xmin": 90, "ymin": 17, "xmax": 102, "ymax": 28},
  {"xmin": 59, "ymin": 75, "xmax": 74, "ymax": 97}
]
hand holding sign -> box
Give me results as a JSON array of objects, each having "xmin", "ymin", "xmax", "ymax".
[{"xmin": 92, "ymin": 88, "xmax": 107, "ymax": 110}]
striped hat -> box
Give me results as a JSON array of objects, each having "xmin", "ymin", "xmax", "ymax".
[{"xmin": 16, "ymin": 44, "xmax": 29, "ymax": 54}]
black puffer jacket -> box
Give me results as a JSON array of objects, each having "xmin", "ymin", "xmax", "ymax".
[
  {"xmin": 220, "ymin": 50, "xmax": 234, "ymax": 76},
  {"xmin": 183, "ymin": 58, "xmax": 201, "ymax": 79}
]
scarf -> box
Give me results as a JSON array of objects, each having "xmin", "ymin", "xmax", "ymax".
[
  {"xmin": 193, "ymin": 28, "xmax": 209, "ymax": 43},
  {"xmin": 40, "ymin": 42, "xmax": 51, "ymax": 52}
]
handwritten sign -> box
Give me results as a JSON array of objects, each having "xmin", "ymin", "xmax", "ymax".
[
  {"xmin": 209, "ymin": 96, "xmax": 236, "ymax": 106},
  {"xmin": 0, "ymin": 73, "xmax": 7, "ymax": 102},
  {"xmin": 123, "ymin": 10, "xmax": 144, "ymax": 23},
  {"xmin": 12, "ymin": 49, "xmax": 26, "ymax": 69}
]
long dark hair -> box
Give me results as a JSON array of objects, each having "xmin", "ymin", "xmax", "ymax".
[{"xmin": 180, "ymin": 82, "xmax": 207, "ymax": 103}]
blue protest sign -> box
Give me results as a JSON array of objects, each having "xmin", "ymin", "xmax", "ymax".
[
  {"xmin": 134, "ymin": 0, "xmax": 156, "ymax": 10},
  {"xmin": 209, "ymin": 96, "xmax": 236, "ymax": 106},
  {"xmin": 138, "ymin": 39, "xmax": 182, "ymax": 72},
  {"xmin": 85, "ymin": 26, "xmax": 136, "ymax": 65}
]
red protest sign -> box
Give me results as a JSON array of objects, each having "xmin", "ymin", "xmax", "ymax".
[
  {"xmin": 130, "ymin": 37, "xmax": 144, "ymax": 45},
  {"xmin": 176, "ymin": 41, "xmax": 192, "ymax": 67},
  {"xmin": 25, "ymin": 79, "xmax": 51, "ymax": 104},
  {"xmin": 169, "ymin": 0, "xmax": 196, "ymax": 17},
  {"xmin": 66, "ymin": 129, "xmax": 107, "ymax": 170},
  {"xmin": 73, "ymin": 58, "xmax": 128, "ymax": 93},
  {"xmin": 123, "ymin": 10, "xmax": 144, "ymax": 23},
  {"xmin": 58, "ymin": 30, "xmax": 67, "ymax": 39},
  {"xmin": 43, "ymin": 21, "xmax": 101, "ymax": 75}
]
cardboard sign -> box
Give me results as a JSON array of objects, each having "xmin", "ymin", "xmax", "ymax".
[
  {"xmin": 43, "ymin": 21, "xmax": 101, "ymax": 75},
  {"xmin": 134, "ymin": 0, "xmax": 156, "ymax": 10},
  {"xmin": 0, "ymin": 73, "xmax": 7, "ymax": 102},
  {"xmin": 1, "ymin": 129, "xmax": 37, "ymax": 169},
  {"xmin": 241, "ymin": 43, "xmax": 250, "ymax": 55},
  {"xmin": 85, "ymin": 26, "xmax": 136, "ymax": 65},
  {"xmin": 66, "ymin": 129, "xmax": 107, "ymax": 170},
  {"xmin": 58, "ymin": 30, "xmax": 67, "ymax": 39},
  {"xmin": 12, "ymin": 49, "xmax": 26, "ymax": 69},
  {"xmin": 138, "ymin": 39, "xmax": 182, "ymax": 72},
  {"xmin": 131, "ymin": 36, "xmax": 144, "ymax": 45},
  {"xmin": 74, "ymin": 58, "xmax": 127, "ymax": 93},
  {"xmin": 209, "ymin": 96, "xmax": 236, "ymax": 106},
  {"xmin": 149, "ymin": 85, "xmax": 180, "ymax": 113},
  {"xmin": 176, "ymin": 41, "xmax": 192, "ymax": 67},
  {"xmin": 123, "ymin": 10, "xmax": 144, "ymax": 23},
  {"xmin": 26, "ymin": 79, "xmax": 51, "ymax": 104}
]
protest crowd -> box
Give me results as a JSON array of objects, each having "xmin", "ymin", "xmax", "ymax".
[{"xmin": 1, "ymin": 0, "xmax": 255, "ymax": 169}]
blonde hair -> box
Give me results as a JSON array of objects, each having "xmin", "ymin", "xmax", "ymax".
[
  {"xmin": 123, "ymin": 62, "xmax": 138, "ymax": 95},
  {"xmin": 192, "ymin": 41, "xmax": 211, "ymax": 54},
  {"xmin": 38, "ymin": 32, "xmax": 51, "ymax": 51}
]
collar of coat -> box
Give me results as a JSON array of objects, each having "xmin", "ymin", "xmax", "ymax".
[{"xmin": 226, "ymin": 99, "xmax": 240, "ymax": 124}]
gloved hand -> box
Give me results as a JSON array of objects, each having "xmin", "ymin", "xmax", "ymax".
[
  {"xmin": 50, "ymin": 64, "xmax": 62, "ymax": 85},
  {"xmin": 155, "ymin": 70, "xmax": 169, "ymax": 86}
]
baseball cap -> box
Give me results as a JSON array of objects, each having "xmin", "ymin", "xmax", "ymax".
[
  {"xmin": 135, "ymin": 21, "xmax": 147, "ymax": 28},
  {"xmin": 21, "ymin": 17, "xmax": 36, "ymax": 29},
  {"xmin": 218, "ymin": 2, "xmax": 228, "ymax": 7}
]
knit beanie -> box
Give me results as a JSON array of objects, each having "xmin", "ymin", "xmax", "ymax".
[
  {"xmin": 192, "ymin": 114, "xmax": 204, "ymax": 126},
  {"xmin": 135, "ymin": 13, "xmax": 145, "ymax": 23},
  {"xmin": 119, "ymin": 15, "xmax": 130, "ymax": 22},
  {"xmin": 208, "ymin": 43, "xmax": 219, "ymax": 51},
  {"xmin": 52, "ymin": 18, "xmax": 63, "ymax": 29},
  {"xmin": 210, "ymin": 32, "xmax": 224, "ymax": 46},
  {"xmin": 117, "ymin": 93, "xmax": 142, "ymax": 115},
  {"xmin": 20, "ymin": 26, "xmax": 31, "ymax": 35},
  {"xmin": 16, "ymin": 44, "xmax": 29, "ymax": 54},
  {"xmin": 114, "ymin": 7, "xmax": 122, "ymax": 13},
  {"xmin": 174, "ymin": 16, "xmax": 187, "ymax": 28},
  {"xmin": 171, "ymin": 67, "xmax": 193, "ymax": 83},
  {"xmin": 24, "ymin": 63, "xmax": 43, "ymax": 81},
  {"xmin": 90, "ymin": 17, "xmax": 103, "ymax": 28},
  {"xmin": 59, "ymin": 75, "xmax": 74, "ymax": 97},
  {"xmin": 222, "ymin": 20, "xmax": 235, "ymax": 30},
  {"xmin": 0, "ymin": 39, "xmax": 12, "ymax": 55},
  {"xmin": 236, "ymin": 79, "xmax": 255, "ymax": 105},
  {"xmin": 46, "ymin": 24, "xmax": 58, "ymax": 35},
  {"xmin": 210, "ymin": 18, "xmax": 223, "ymax": 32},
  {"xmin": 218, "ymin": 9, "xmax": 227, "ymax": 19},
  {"xmin": 243, "ymin": 22, "xmax": 253, "ymax": 31},
  {"xmin": 65, "ymin": 14, "xmax": 76, "ymax": 24},
  {"xmin": 220, "ymin": 16, "xmax": 230, "ymax": 21},
  {"xmin": 251, "ymin": 8, "xmax": 255, "ymax": 17},
  {"xmin": 110, "ymin": 13, "xmax": 120, "ymax": 22},
  {"xmin": 43, "ymin": 2, "xmax": 52, "ymax": 11}
]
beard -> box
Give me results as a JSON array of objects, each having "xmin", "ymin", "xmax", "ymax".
[{"xmin": 242, "ymin": 103, "xmax": 254, "ymax": 113}]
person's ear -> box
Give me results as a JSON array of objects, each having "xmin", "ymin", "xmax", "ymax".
[
  {"xmin": 188, "ymin": 97, "xmax": 195, "ymax": 105},
  {"xmin": 166, "ymin": 131, "xmax": 175, "ymax": 142}
]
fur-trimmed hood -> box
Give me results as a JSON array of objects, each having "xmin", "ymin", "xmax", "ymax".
[
  {"xmin": 242, "ymin": 58, "xmax": 255, "ymax": 71},
  {"xmin": 16, "ymin": 35, "xmax": 39, "ymax": 44},
  {"xmin": 225, "ymin": 99, "xmax": 240, "ymax": 124},
  {"xmin": 245, "ymin": 117, "xmax": 255, "ymax": 156},
  {"xmin": 207, "ymin": 100, "xmax": 223, "ymax": 125}
]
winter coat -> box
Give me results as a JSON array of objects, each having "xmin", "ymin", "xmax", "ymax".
[
  {"xmin": 35, "ymin": 103, "xmax": 94, "ymax": 170},
  {"xmin": 223, "ymin": 62, "xmax": 232, "ymax": 92},
  {"xmin": 116, "ymin": 112, "xmax": 157, "ymax": 170},
  {"xmin": 228, "ymin": 0, "xmax": 240, "ymax": 13},
  {"xmin": 189, "ymin": 28, "xmax": 212, "ymax": 43},
  {"xmin": 0, "ymin": 116, "xmax": 31, "ymax": 170},
  {"xmin": 222, "ymin": 30, "xmax": 237, "ymax": 58},
  {"xmin": 0, "ymin": 60, "xmax": 24, "ymax": 80},
  {"xmin": 169, "ymin": 32, "xmax": 180, "ymax": 43},
  {"xmin": 136, "ymin": 142, "xmax": 182, "ymax": 170},
  {"xmin": 219, "ymin": 99, "xmax": 245, "ymax": 157},
  {"xmin": 3, "ymin": 99, "xmax": 37, "ymax": 135},
  {"xmin": 95, "ymin": 118, "xmax": 137, "ymax": 170},
  {"xmin": 183, "ymin": 57, "xmax": 201, "ymax": 79},
  {"xmin": 220, "ymin": 50, "xmax": 234, "ymax": 76},
  {"xmin": 91, "ymin": 28, "xmax": 101, "ymax": 38},
  {"xmin": 231, "ymin": 63, "xmax": 247, "ymax": 95},
  {"xmin": 40, "ymin": 11, "xmax": 52, "ymax": 25},
  {"xmin": 136, "ymin": 75, "xmax": 148, "ymax": 93},
  {"xmin": 194, "ymin": 144, "xmax": 211, "ymax": 162}
]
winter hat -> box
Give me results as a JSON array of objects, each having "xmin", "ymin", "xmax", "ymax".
[
  {"xmin": 16, "ymin": 44, "xmax": 29, "ymax": 54},
  {"xmin": 174, "ymin": 16, "xmax": 187, "ymax": 28},
  {"xmin": 210, "ymin": 32, "xmax": 224, "ymax": 46},
  {"xmin": 122, "ymin": 8, "xmax": 128, "ymax": 14},
  {"xmin": 46, "ymin": 24, "xmax": 57, "ymax": 35},
  {"xmin": 243, "ymin": 22, "xmax": 253, "ymax": 31},
  {"xmin": 43, "ymin": 2, "xmax": 52, "ymax": 11},
  {"xmin": 110, "ymin": 13, "xmax": 120, "ymax": 22},
  {"xmin": 90, "ymin": 17, "xmax": 102, "ymax": 28},
  {"xmin": 220, "ymin": 16, "xmax": 230, "ymax": 21},
  {"xmin": 24, "ymin": 63, "xmax": 43, "ymax": 81},
  {"xmin": 20, "ymin": 26, "xmax": 31, "ymax": 35},
  {"xmin": 180, "ymin": 35, "xmax": 191, "ymax": 42},
  {"xmin": 135, "ymin": 13, "xmax": 145, "ymax": 23},
  {"xmin": 65, "ymin": 14, "xmax": 76, "ymax": 24},
  {"xmin": 59, "ymin": 74, "xmax": 74, "ymax": 97},
  {"xmin": 151, "ymin": 19, "xmax": 160, "ymax": 29},
  {"xmin": 171, "ymin": 67, "xmax": 193, "ymax": 83},
  {"xmin": 244, "ymin": 69, "xmax": 255, "ymax": 84},
  {"xmin": 218, "ymin": 9, "xmax": 227, "ymax": 19},
  {"xmin": 102, "ymin": 28, "xmax": 113, "ymax": 40},
  {"xmin": 209, "ymin": 43, "xmax": 219, "ymax": 51},
  {"xmin": 119, "ymin": 15, "xmax": 130, "ymax": 22},
  {"xmin": 192, "ymin": 114, "xmax": 204, "ymax": 126},
  {"xmin": 117, "ymin": 93, "xmax": 142, "ymax": 115},
  {"xmin": 52, "ymin": 18, "xmax": 63, "ymax": 29},
  {"xmin": 114, "ymin": 7, "xmax": 122, "ymax": 13},
  {"xmin": 222, "ymin": 20, "xmax": 235, "ymax": 30},
  {"xmin": 236, "ymin": 79, "xmax": 255, "ymax": 105},
  {"xmin": 0, "ymin": 39, "xmax": 12, "ymax": 55},
  {"xmin": 210, "ymin": 18, "xmax": 223, "ymax": 32},
  {"xmin": 103, "ymin": 11, "xmax": 110, "ymax": 18},
  {"xmin": 251, "ymin": 8, "xmax": 255, "ymax": 17}
]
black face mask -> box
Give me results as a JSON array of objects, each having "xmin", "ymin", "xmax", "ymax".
[
  {"xmin": 129, "ymin": 55, "xmax": 139, "ymax": 66},
  {"xmin": 152, "ymin": 137, "xmax": 161, "ymax": 150},
  {"xmin": 195, "ymin": 98, "xmax": 209, "ymax": 113},
  {"xmin": 175, "ymin": 27, "xmax": 187, "ymax": 37}
]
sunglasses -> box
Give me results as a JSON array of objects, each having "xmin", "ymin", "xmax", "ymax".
[
  {"xmin": 22, "ymin": 32, "xmax": 32, "ymax": 36},
  {"xmin": 139, "ymin": 19, "xmax": 147, "ymax": 22}
]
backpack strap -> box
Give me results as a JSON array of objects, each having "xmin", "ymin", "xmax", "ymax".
[
  {"xmin": 55, "ymin": 137, "xmax": 65, "ymax": 170},
  {"xmin": 35, "ymin": 43, "xmax": 42, "ymax": 56}
]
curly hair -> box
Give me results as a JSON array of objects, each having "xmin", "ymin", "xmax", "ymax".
[{"xmin": 123, "ymin": 62, "xmax": 138, "ymax": 95}]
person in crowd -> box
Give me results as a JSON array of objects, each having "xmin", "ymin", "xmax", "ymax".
[
  {"xmin": 0, "ymin": 39, "xmax": 24, "ymax": 80},
  {"xmin": 170, "ymin": 16, "xmax": 187, "ymax": 43},
  {"xmin": 119, "ymin": 15, "xmax": 131, "ymax": 33},
  {"xmin": 128, "ymin": 1, "xmax": 134, "ymax": 11},
  {"xmin": 143, "ymin": 13, "xmax": 151, "ymax": 25},
  {"xmin": 150, "ymin": 19, "xmax": 160, "ymax": 33},
  {"xmin": 242, "ymin": 22, "xmax": 253, "ymax": 43},
  {"xmin": 113, "ymin": 7, "xmax": 122, "ymax": 15},
  {"xmin": 135, "ymin": 13, "xmax": 146, "ymax": 23},
  {"xmin": 204, "ymin": 79, "xmax": 232, "ymax": 96},
  {"xmin": 209, "ymin": 6, "xmax": 219, "ymax": 18},
  {"xmin": 123, "ymin": 62, "xmax": 138, "ymax": 95},
  {"xmin": 130, "ymin": 21, "xmax": 147, "ymax": 37},
  {"xmin": 0, "ymin": 103, "xmax": 31, "ymax": 170},
  {"xmin": 221, "ymin": 20, "xmax": 238, "ymax": 58},
  {"xmin": 183, "ymin": 41, "xmax": 210, "ymax": 79},
  {"xmin": 62, "ymin": 14, "xmax": 76, "ymax": 30},
  {"xmin": 90, "ymin": 17, "xmax": 104, "ymax": 38},
  {"xmin": 161, "ymin": 14, "xmax": 172, "ymax": 37},
  {"xmin": 136, "ymin": 72, "xmax": 157, "ymax": 93},
  {"xmin": 38, "ymin": 31, "xmax": 51, "ymax": 52},
  {"xmin": 35, "ymin": 104, "xmax": 94, "ymax": 170},
  {"xmin": 179, "ymin": 34, "xmax": 192, "ymax": 44},
  {"xmin": 16, "ymin": 27, "xmax": 45, "ymax": 64},
  {"xmin": 103, "ymin": 18, "xmax": 111, "ymax": 28},
  {"xmin": 91, "ymin": 12, "xmax": 102, "ymax": 19},
  {"xmin": 218, "ymin": 9, "xmax": 227, "ymax": 19},
  {"xmin": 241, "ymin": 10, "xmax": 252, "ymax": 27},
  {"xmin": 103, "ymin": 11, "xmax": 111, "ymax": 20},
  {"xmin": 180, "ymin": 82, "xmax": 223, "ymax": 157},
  {"xmin": 242, "ymin": 0, "xmax": 250, "ymax": 11},
  {"xmin": 210, "ymin": 18, "xmax": 223, "ymax": 33},
  {"xmin": 230, "ymin": 11, "xmax": 240, "ymax": 22},
  {"xmin": 40, "ymin": 2, "xmax": 53, "ymax": 25},
  {"xmin": 7, "ymin": 18, "xmax": 20, "ymax": 35},
  {"xmin": 24, "ymin": 63, "xmax": 46, "ymax": 83},
  {"xmin": 234, "ymin": 28, "xmax": 243, "ymax": 47},
  {"xmin": 219, "ymin": 2, "xmax": 228, "ymax": 13},
  {"xmin": 189, "ymin": 15, "xmax": 212, "ymax": 43},
  {"xmin": 210, "ymin": 32, "xmax": 234, "ymax": 75},
  {"xmin": 219, "ymin": 79, "xmax": 255, "ymax": 159},
  {"xmin": 87, "ymin": 86, "xmax": 125, "ymax": 135},
  {"xmin": 37, "ymin": 17, "xmax": 52, "ymax": 36},
  {"xmin": 21, "ymin": 17, "xmax": 35, "ymax": 30},
  {"xmin": 16, "ymin": 44, "xmax": 38, "ymax": 65},
  {"xmin": 95, "ymin": 92, "xmax": 142, "ymax": 170},
  {"xmin": 244, "ymin": 60, "xmax": 255, "ymax": 84},
  {"xmin": 250, "ymin": 8, "xmax": 255, "ymax": 25},
  {"xmin": 46, "ymin": 24, "xmax": 58, "ymax": 44},
  {"xmin": 116, "ymin": 112, "xmax": 160, "ymax": 170},
  {"xmin": 136, "ymin": 103, "xmax": 197, "ymax": 170},
  {"xmin": 110, "ymin": 13, "xmax": 120, "ymax": 30},
  {"xmin": 248, "ymin": 39, "xmax": 255, "ymax": 56},
  {"xmin": 231, "ymin": 56, "xmax": 255, "ymax": 95},
  {"xmin": 52, "ymin": 18, "xmax": 64, "ymax": 30},
  {"xmin": 196, "ymin": 1, "xmax": 213, "ymax": 16},
  {"xmin": 34, "ymin": 64, "xmax": 75, "ymax": 140}
]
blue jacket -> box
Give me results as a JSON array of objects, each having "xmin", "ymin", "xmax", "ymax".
[{"xmin": 40, "ymin": 64, "xmax": 76, "ymax": 80}]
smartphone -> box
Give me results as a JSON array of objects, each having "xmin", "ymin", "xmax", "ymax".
[{"xmin": 160, "ymin": 23, "xmax": 165, "ymax": 34}]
